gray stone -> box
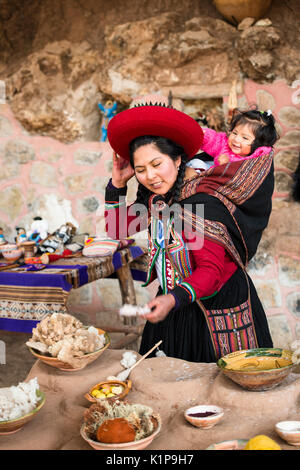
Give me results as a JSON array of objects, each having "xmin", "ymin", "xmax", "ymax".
[
  {"xmin": 286, "ymin": 292, "xmax": 300, "ymax": 318},
  {"xmin": 104, "ymin": 159, "xmax": 113, "ymax": 173},
  {"xmin": 267, "ymin": 315, "xmax": 293, "ymax": 350},
  {"xmin": 64, "ymin": 172, "xmax": 93, "ymax": 193},
  {"xmin": 0, "ymin": 115, "xmax": 14, "ymax": 137},
  {"xmin": 278, "ymin": 106, "xmax": 300, "ymax": 128},
  {"xmin": 0, "ymin": 185, "xmax": 24, "ymax": 220},
  {"xmin": 274, "ymin": 171, "xmax": 293, "ymax": 193},
  {"xmin": 67, "ymin": 284, "xmax": 93, "ymax": 306},
  {"xmin": 275, "ymin": 149, "xmax": 300, "ymax": 172},
  {"xmin": 256, "ymin": 89, "xmax": 276, "ymax": 112},
  {"xmin": 30, "ymin": 161, "xmax": 57, "ymax": 187},
  {"xmin": 278, "ymin": 255, "xmax": 300, "ymax": 287},
  {"xmin": 3, "ymin": 139, "xmax": 36, "ymax": 164},
  {"xmin": 247, "ymin": 252, "xmax": 274, "ymax": 277},
  {"xmin": 275, "ymin": 130, "xmax": 300, "ymax": 148},
  {"xmin": 295, "ymin": 322, "xmax": 300, "ymax": 340},
  {"xmin": 253, "ymin": 278, "xmax": 282, "ymax": 309},
  {"xmin": 92, "ymin": 177, "xmax": 107, "ymax": 194},
  {"xmin": 0, "ymin": 164, "xmax": 19, "ymax": 181},
  {"xmin": 44, "ymin": 152, "xmax": 63, "ymax": 163},
  {"xmin": 78, "ymin": 216, "xmax": 95, "ymax": 237},
  {"xmin": 255, "ymin": 19, "xmax": 272, "ymax": 27},
  {"xmin": 81, "ymin": 196, "xmax": 100, "ymax": 213},
  {"xmin": 249, "ymin": 51, "xmax": 273, "ymax": 70},
  {"xmin": 237, "ymin": 17, "xmax": 255, "ymax": 31},
  {"xmin": 74, "ymin": 149, "xmax": 102, "ymax": 165}
]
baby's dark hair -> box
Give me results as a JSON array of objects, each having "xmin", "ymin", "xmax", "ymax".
[
  {"xmin": 229, "ymin": 107, "xmax": 279, "ymax": 154},
  {"xmin": 129, "ymin": 135, "xmax": 187, "ymax": 207}
]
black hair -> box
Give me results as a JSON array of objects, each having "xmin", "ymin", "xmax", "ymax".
[
  {"xmin": 129, "ymin": 135, "xmax": 187, "ymax": 207},
  {"xmin": 229, "ymin": 108, "xmax": 279, "ymax": 154}
]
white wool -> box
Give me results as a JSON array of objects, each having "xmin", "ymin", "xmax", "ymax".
[
  {"xmin": 0, "ymin": 378, "xmax": 40, "ymax": 422},
  {"xmin": 120, "ymin": 351, "xmax": 137, "ymax": 369},
  {"xmin": 119, "ymin": 304, "xmax": 151, "ymax": 317}
]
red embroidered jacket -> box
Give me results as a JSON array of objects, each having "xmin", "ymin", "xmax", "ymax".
[{"xmin": 105, "ymin": 180, "xmax": 237, "ymax": 308}]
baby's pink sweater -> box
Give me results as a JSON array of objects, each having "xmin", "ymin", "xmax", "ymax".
[{"xmin": 201, "ymin": 128, "xmax": 272, "ymax": 165}]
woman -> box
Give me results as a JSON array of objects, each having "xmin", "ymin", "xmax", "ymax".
[{"xmin": 105, "ymin": 102, "xmax": 274, "ymax": 362}]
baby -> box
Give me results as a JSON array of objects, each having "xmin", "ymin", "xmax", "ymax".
[{"xmin": 191, "ymin": 108, "xmax": 278, "ymax": 169}]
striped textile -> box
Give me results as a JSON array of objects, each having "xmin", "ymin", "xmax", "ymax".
[{"xmin": 0, "ymin": 246, "xmax": 147, "ymax": 332}]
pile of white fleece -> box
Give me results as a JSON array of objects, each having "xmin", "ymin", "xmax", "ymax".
[{"xmin": 0, "ymin": 377, "xmax": 40, "ymax": 421}]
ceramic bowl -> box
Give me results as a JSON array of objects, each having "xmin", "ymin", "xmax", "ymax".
[
  {"xmin": 217, "ymin": 348, "xmax": 296, "ymax": 391},
  {"xmin": 85, "ymin": 379, "xmax": 132, "ymax": 403},
  {"xmin": 1, "ymin": 244, "xmax": 23, "ymax": 263},
  {"xmin": 0, "ymin": 389, "xmax": 46, "ymax": 435},
  {"xmin": 80, "ymin": 414, "xmax": 161, "ymax": 450},
  {"xmin": 206, "ymin": 439, "xmax": 248, "ymax": 450},
  {"xmin": 28, "ymin": 329, "xmax": 110, "ymax": 371},
  {"xmin": 184, "ymin": 405, "xmax": 224, "ymax": 429},
  {"xmin": 275, "ymin": 421, "xmax": 300, "ymax": 446}
]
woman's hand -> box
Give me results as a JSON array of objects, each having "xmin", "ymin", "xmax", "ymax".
[
  {"xmin": 112, "ymin": 152, "xmax": 135, "ymax": 188},
  {"xmin": 142, "ymin": 294, "xmax": 176, "ymax": 324}
]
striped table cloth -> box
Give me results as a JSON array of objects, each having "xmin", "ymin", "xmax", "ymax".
[{"xmin": 0, "ymin": 246, "xmax": 148, "ymax": 333}]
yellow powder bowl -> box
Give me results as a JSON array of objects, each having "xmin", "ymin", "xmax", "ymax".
[
  {"xmin": 85, "ymin": 380, "xmax": 132, "ymax": 404},
  {"xmin": 217, "ymin": 348, "xmax": 296, "ymax": 391}
]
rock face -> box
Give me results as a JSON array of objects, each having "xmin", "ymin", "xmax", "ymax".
[{"xmin": 0, "ymin": 0, "xmax": 299, "ymax": 142}]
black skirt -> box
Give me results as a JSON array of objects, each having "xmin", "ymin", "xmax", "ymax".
[{"xmin": 139, "ymin": 267, "xmax": 273, "ymax": 363}]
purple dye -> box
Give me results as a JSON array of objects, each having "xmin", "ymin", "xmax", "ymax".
[{"xmin": 188, "ymin": 411, "xmax": 217, "ymax": 418}]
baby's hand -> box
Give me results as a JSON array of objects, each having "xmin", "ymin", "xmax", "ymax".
[{"xmin": 217, "ymin": 154, "xmax": 230, "ymax": 165}]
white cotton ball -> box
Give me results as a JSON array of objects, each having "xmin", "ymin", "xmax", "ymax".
[{"xmin": 120, "ymin": 351, "xmax": 137, "ymax": 369}]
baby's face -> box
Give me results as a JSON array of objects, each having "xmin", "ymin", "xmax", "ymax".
[{"xmin": 228, "ymin": 123, "xmax": 255, "ymax": 157}]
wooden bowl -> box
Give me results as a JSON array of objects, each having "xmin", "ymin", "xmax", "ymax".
[
  {"xmin": 28, "ymin": 329, "xmax": 110, "ymax": 371},
  {"xmin": 80, "ymin": 414, "xmax": 161, "ymax": 450},
  {"xmin": 85, "ymin": 379, "xmax": 132, "ymax": 403},
  {"xmin": 184, "ymin": 405, "xmax": 224, "ymax": 429},
  {"xmin": 275, "ymin": 421, "xmax": 300, "ymax": 446},
  {"xmin": 217, "ymin": 348, "xmax": 296, "ymax": 391},
  {"xmin": 0, "ymin": 390, "xmax": 46, "ymax": 435},
  {"xmin": 206, "ymin": 439, "xmax": 248, "ymax": 450}
]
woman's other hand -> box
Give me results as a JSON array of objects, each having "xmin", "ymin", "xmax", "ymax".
[
  {"xmin": 142, "ymin": 294, "xmax": 175, "ymax": 323},
  {"xmin": 112, "ymin": 152, "xmax": 135, "ymax": 188}
]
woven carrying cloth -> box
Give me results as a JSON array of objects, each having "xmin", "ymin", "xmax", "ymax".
[{"xmin": 140, "ymin": 153, "xmax": 274, "ymax": 361}]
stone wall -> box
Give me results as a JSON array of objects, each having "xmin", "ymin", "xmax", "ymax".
[{"xmin": 0, "ymin": 77, "xmax": 299, "ymax": 349}]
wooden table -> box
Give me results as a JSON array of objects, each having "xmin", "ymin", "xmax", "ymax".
[{"xmin": 0, "ymin": 246, "xmax": 148, "ymax": 338}]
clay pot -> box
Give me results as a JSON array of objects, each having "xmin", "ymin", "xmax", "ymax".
[{"xmin": 213, "ymin": 0, "xmax": 273, "ymax": 25}]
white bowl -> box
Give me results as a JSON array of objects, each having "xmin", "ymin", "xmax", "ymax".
[
  {"xmin": 184, "ymin": 405, "xmax": 224, "ymax": 429},
  {"xmin": 275, "ymin": 421, "xmax": 300, "ymax": 446}
]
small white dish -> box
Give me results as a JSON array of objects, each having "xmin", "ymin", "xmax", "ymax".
[
  {"xmin": 275, "ymin": 421, "xmax": 300, "ymax": 446},
  {"xmin": 184, "ymin": 405, "xmax": 224, "ymax": 429}
]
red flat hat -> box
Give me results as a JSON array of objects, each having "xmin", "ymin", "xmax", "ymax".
[{"xmin": 107, "ymin": 104, "xmax": 204, "ymax": 161}]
